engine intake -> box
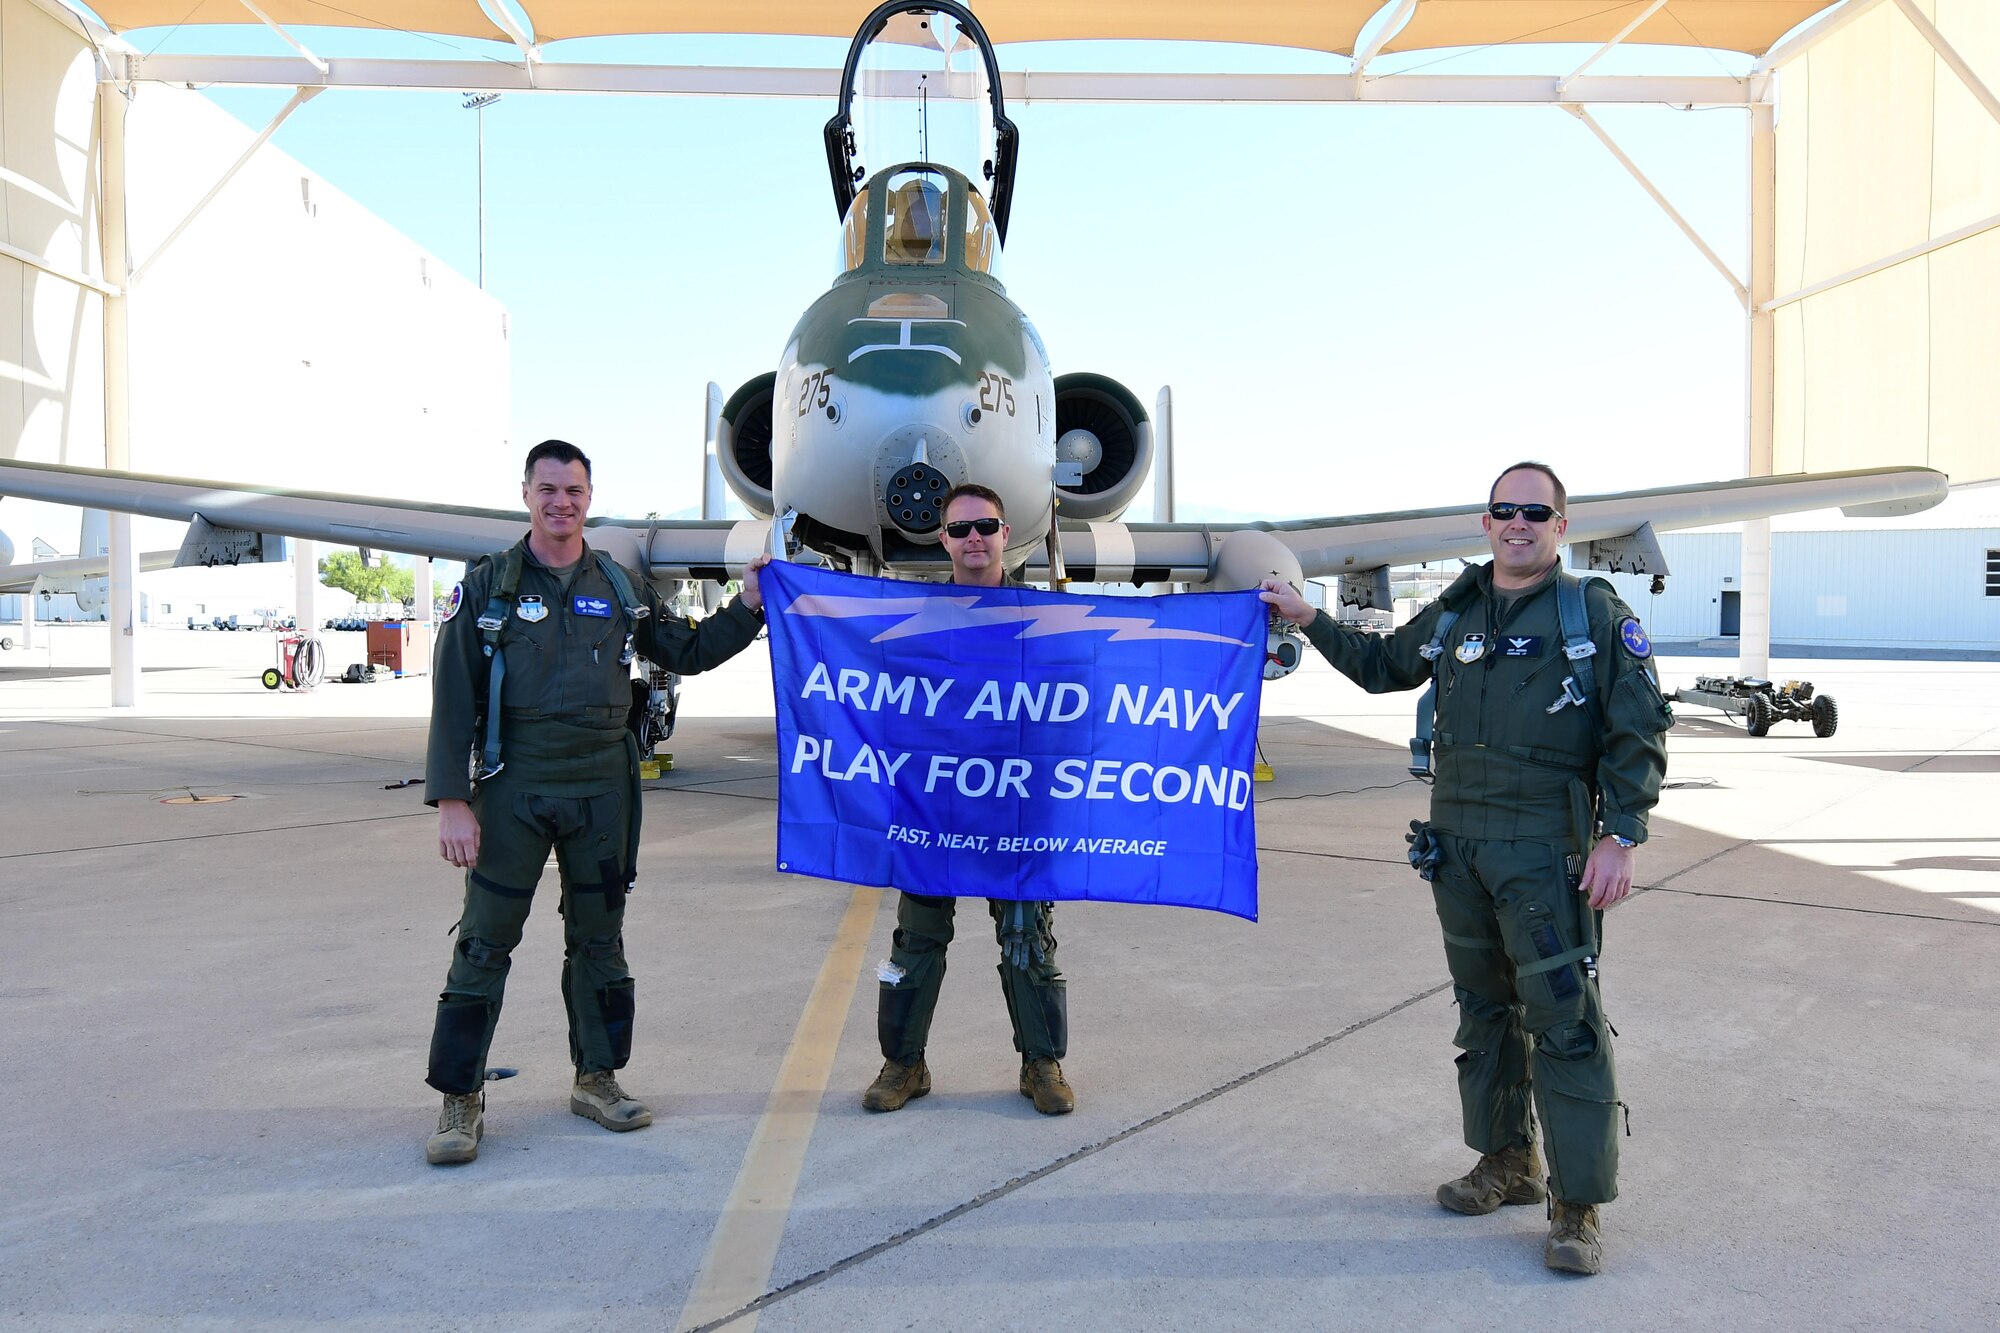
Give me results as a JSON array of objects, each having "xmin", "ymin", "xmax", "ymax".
[
  {"xmin": 717, "ymin": 372, "xmax": 777, "ymax": 518},
  {"xmin": 1052, "ymin": 372, "xmax": 1152, "ymax": 521}
]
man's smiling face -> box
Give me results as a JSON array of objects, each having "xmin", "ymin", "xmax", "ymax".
[
  {"xmin": 1482, "ymin": 466, "xmax": 1567, "ymax": 588},
  {"xmin": 524, "ymin": 458, "xmax": 592, "ymax": 548}
]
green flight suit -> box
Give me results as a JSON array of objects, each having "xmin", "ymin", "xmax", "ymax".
[
  {"xmin": 1303, "ymin": 561, "xmax": 1671, "ymax": 1204},
  {"xmin": 877, "ymin": 893, "xmax": 1067, "ymax": 1067},
  {"xmin": 422, "ymin": 537, "xmax": 763, "ymax": 1096}
]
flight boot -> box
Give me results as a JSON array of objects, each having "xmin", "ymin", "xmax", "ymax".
[
  {"xmin": 1545, "ymin": 1200, "xmax": 1604, "ymax": 1275},
  {"xmin": 1019, "ymin": 1057, "xmax": 1075, "ymax": 1115},
  {"xmin": 425, "ymin": 1091, "xmax": 483, "ymax": 1166},
  {"xmin": 570, "ymin": 1069, "xmax": 653, "ymax": 1131},
  {"xmin": 863, "ymin": 1058, "xmax": 931, "ymax": 1112},
  {"xmin": 1435, "ymin": 1141, "xmax": 1545, "ymax": 1215}
]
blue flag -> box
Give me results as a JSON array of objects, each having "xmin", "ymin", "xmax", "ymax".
[{"xmin": 763, "ymin": 561, "xmax": 1266, "ymax": 920}]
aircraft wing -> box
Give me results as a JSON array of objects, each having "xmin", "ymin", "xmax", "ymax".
[
  {"xmin": 0, "ymin": 549, "xmax": 180, "ymax": 593},
  {"xmin": 1021, "ymin": 466, "xmax": 1952, "ymax": 586},
  {"xmin": 0, "ymin": 459, "xmax": 769, "ymax": 579}
]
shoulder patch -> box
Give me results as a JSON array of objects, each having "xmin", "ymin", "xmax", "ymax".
[
  {"xmin": 440, "ymin": 582, "xmax": 464, "ymax": 623},
  {"xmin": 1619, "ymin": 617, "xmax": 1651, "ymax": 659}
]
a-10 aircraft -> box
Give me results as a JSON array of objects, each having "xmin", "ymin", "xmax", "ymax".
[{"xmin": 0, "ymin": 0, "xmax": 1949, "ymax": 666}]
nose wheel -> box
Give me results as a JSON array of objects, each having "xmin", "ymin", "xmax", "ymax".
[{"xmin": 885, "ymin": 462, "xmax": 949, "ymax": 533}]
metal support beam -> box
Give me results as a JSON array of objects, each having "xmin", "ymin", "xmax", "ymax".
[
  {"xmin": 294, "ymin": 538, "xmax": 318, "ymax": 640},
  {"xmin": 1754, "ymin": 0, "xmax": 1891, "ymax": 72},
  {"xmin": 1565, "ymin": 106, "xmax": 1750, "ymax": 307},
  {"xmin": 1151, "ymin": 387, "xmax": 1175, "ymax": 523},
  {"xmin": 1764, "ymin": 208, "xmax": 2000, "ymax": 311},
  {"xmin": 98, "ymin": 80, "xmax": 139, "ymax": 706},
  {"xmin": 413, "ymin": 556, "xmax": 433, "ymax": 632},
  {"xmin": 1740, "ymin": 102, "xmax": 1778, "ymax": 679},
  {"xmin": 1557, "ymin": 0, "xmax": 1668, "ymax": 95},
  {"xmin": 1894, "ymin": 0, "xmax": 2000, "ymax": 127},
  {"xmin": 0, "ymin": 238, "xmax": 119, "ymax": 297},
  {"xmin": 109, "ymin": 54, "xmax": 1760, "ymax": 107},
  {"xmin": 130, "ymin": 86, "xmax": 323, "ymax": 286},
  {"xmin": 1350, "ymin": 0, "xmax": 1418, "ymax": 79},
  {"xmin": 480, "ymin": 1, "xmax": 542, "ymax": 72},
  {"xmin": 234, "ymin": 0, "xmax": 328, "ymax": 74}
]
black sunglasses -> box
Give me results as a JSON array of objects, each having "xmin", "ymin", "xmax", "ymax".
[
  {"xmin": 944, "ymin": 516, "xmax": 1004, "ymax": 538},
  {"xmin": 1487, "ymin": 502, "xmax": 1562, "ymax": 524}
]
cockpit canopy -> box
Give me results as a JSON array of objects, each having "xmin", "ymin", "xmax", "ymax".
[
  {"xmin": 825, "ymin": 1, "xmax": 1019, "ymax": 244},
  {"xmin": 839, "ymin": 166, "xmax": 1002, "ymax": 277}
]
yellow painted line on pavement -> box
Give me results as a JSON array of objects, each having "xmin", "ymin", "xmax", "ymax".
[{"xmin": 676, "ymin": 885, "xmax": 883, "ymax": 1333}]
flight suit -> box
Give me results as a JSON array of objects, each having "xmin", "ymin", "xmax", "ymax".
[
  {"xmin": 422, "ymin": 538, "xmax": 763, "ymax": 1095},
  {"xmin": 877, "ymin": 893, "xmax": 1067, "ymax": 1068},
  {"xmin": 1303, "ymin": 562, "xmax": 1671, "ymax": 1204}
]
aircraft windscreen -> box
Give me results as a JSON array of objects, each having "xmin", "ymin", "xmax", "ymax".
[
  {"xmin": 851, "ymin": 9, "xmax": 996, "ymax": 205},
  {"xmin": 882, "ymin": 171, "xmax": 948, "ymax": 266}
]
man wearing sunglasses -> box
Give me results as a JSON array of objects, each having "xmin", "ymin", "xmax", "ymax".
[
  {"xmin": 862, "ymin": 484, "xmax": 1077, "ymax": 1117},
  {"xmin": 1260, "ymin": 461, "xmax": 1671, "ymax": 1276}
]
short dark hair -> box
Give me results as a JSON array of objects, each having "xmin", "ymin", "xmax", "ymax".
[
  {"xmin": 942, "ymin": 483, "xmax": 1006, "ymax": 521},
  {"xmin": 524, "ymin": 438, "xmax": 592, "ymax": 482},
  {"xmin": 1489, "ymin": 460, "xmax": 1566, "ymax": 513}
]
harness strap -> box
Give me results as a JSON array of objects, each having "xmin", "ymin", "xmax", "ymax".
[
  {"xmin": 591, "ymin": 551, "xmax": 650, "ymax": 622},
  {"xmin": 474, "ymin": 547, "xmax": 525, "ymax": 781},
  {"xmin": 1553, "ymin": 570, "xmax": 1606, "ymax": 733},
  {"xmin": 1409, "ymin": 607, "xmax": 1462, "ymax": 780}
]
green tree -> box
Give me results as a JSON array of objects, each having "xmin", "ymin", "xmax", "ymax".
[{"xmin": 319, "ymin": 550, "xmax": 416, "ymax": 604}]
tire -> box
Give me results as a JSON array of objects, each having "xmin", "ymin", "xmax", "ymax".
[
  {"xmin": 1811, "ymin": 693, "xmax": 1839, "ymax": 738},
  {"xmin": 0, "ymin": 636, "xmax": 12, "ymax": 650},
  {"xmin": 261, "ymin": 667, "xmax": 283, "ymax": 690},
  {"xmin": 1745, "ymin": 691, "xmax": 1774, "ymax": 737}
]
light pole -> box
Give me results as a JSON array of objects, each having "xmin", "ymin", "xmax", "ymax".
[{"xmin": 462, "ymin": 92, "xmax": 501, "ymax": 288}]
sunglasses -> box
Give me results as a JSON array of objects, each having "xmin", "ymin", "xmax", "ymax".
[
  {"xmin": 1487, "ymin": 502, "xmax": 1562, "ymax": 524},
  {"xmin": 944, "ymin": 516, "xmax": 1004, "ymax": 538}
]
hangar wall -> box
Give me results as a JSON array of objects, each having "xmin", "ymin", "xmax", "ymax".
[
  {"xmin": 1594, "ymin": 527, "xmax": 2000, "ymax": 650},
  {"xmin": 1775, "ymin": 0, "xmax": 2000, "ymax": 486},
  {"xmin": 1, "ymin": 0, "xmax": 511, "ymax": 566}
]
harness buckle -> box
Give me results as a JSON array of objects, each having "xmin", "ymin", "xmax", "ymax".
[
  {"xmin": 1546, "ymin": 676, "xmax": 1588, "ymax": 714},
  {"xmin": 1565, "ymin": 639, "xmax": 1597, "ymax": 661}
]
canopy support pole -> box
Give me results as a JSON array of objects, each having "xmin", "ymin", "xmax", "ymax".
[
  {"xmin": 233, "ymin": 0, "xmax": 328, "ymax": 74},
  {"xmin": 1557, "ymin": 0, "xmax": 1668, "ymax": 95},
  {"xmin": 1564, "ymin": 106, "xmax": 1750, "ymax": 307},
  {"xmin": 1740, "ymin": 101, "xmax": 1778, "ymax": 679},
  {"xmin": 98, "ymin": 78, "xmax": 139, "ymax": 706},
  {"xmin": 1893, "ymin": 0, "xmax": 2000, "ymax": 127},
  {"xmin": 131, "ymin": 86, "xmax": 323, "ymax": 286}
]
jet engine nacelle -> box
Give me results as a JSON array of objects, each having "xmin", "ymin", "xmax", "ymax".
[
  {"xmin": 1051, "ymin": 373, "xmax": 1153, "ymax": 521},
  {"xmin": 717, "ymin": 372, "xmax": 778, "ymax": 519}
]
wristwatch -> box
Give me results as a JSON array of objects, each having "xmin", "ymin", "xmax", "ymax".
[{"xmin": 1605, "ymin": 834, "xmax": 1636, "ymax": 848}]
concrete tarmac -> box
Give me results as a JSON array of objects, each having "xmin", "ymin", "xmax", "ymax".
[{"xmin": 2, "ymin": 625, "xmax": 1996, "ymax": 1330}]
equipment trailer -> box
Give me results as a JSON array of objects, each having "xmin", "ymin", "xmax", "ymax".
[{"xmin": 1667, "ymin": 675, "xmax": 1839, "ymax": 738}]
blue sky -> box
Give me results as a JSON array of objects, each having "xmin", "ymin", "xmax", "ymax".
[{"xmin": 106, "ymin": 13, "xmax": 1830, "ymax": 526}]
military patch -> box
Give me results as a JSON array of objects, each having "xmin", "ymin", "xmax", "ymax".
[
  {"xmin": 572, "ymin": 594, "xmax": 613, "ymax": 618},
  {"xmin": 1619, "ymin": 617, "xmax": 1651, "ymax": 659},
  {"xmin": 515, "ymin": 595, "xmax": 548, "ymax": 623},
  {"xmin": 440, "ymin": 582, "xmax": 463, "ymax": 623},
  {"xmin": 1454, "ymin": 634, "xmax": 1487, "ymax": 665},
  {"xmin": 1499, "ymin": 635, "xmax": 1542, "ymax": 659}
]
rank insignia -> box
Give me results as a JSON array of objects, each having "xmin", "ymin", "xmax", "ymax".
[
  {"xmin": 515, "ymin": 595, "xmax": 548, "ymax": 623},
  {"xmin": 1454, "ymin": 634, "xmax": 1487, "ymax": 664},
  {"xmin": 440, "ymin": 582, "xmax": 463, "ymax": 623},
  {"xmin": 1619, "ymin": 617, "xmax": 1651, "ymax": 659}
]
